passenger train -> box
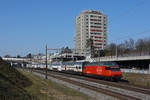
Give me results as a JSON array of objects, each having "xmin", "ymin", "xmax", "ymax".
[{"xmin": 49, "ymin": 61, "xmax": 122, "ymax": 81}]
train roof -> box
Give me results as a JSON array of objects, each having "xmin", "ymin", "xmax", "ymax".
[
  {"xmin": 51, "ymin": 61, "xmax": 117, "ymax": 66},
  {"xmin": 84, "ymin": 61, "xmax": 118, "ymax": 65},
  {"xmin": 63, "ymin": 61, "xmax": 84, "ymax": 65}
]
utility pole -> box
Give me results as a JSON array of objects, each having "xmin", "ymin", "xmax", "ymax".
[
  {"xmin": 45, "ymin": 45, "xmax": 48, "ymax": 79},
  {"xmin": 149, "ymin": 64, "xmax": 150, "ymax": 74}
]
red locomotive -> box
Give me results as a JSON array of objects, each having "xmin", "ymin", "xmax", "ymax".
[
  {"xmin": 83, "ymin": 62, "xmax": 122, "ymax": 81},
  {"xmin": 51, "ymin": 61, "xmax": 122, "ymax": 81}
]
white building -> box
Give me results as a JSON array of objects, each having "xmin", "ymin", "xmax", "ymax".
[{"xmin": 74, "ymin": 10, "xmax": 107, "ymax": 55}]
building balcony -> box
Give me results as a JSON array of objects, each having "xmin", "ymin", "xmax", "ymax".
[
  {"xmin": 95, "ymin": 43, "xmax": 102, "ymax": 45},
  {"xmin": 90, "ymin": 29, "xmax": 103, "ymax": 32},
  {"xmin": 90, "ymin": 19, "xmax": 101, "ymax": 21},
  {"xmin": 95, "ymin": 36, "xmax": 103, "ymax": 38},
  {"xmin": 90, "ymin": 25, "xmax": 102, "ymax": 28},
  {"xmin": 94, "ymin": 39, "xmax": 103, "ymax": 41}
]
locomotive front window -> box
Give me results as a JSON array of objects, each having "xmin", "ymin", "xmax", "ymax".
[
  {"xmin": 110, "ymin": 67, "xmax": 120, "ymax": 71},
  {"xmin": 106, "ymin": 67, "xmax": 120, "ymax": 71}
]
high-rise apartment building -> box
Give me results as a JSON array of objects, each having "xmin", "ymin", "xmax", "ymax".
[{"xmin": 74, "ymin": 10, "xmax": 107, "ymax": 55}]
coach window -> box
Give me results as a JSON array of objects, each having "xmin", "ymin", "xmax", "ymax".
[{"xmin": 105, "ymin": 67, "xmax": 110, "ymax": 70}]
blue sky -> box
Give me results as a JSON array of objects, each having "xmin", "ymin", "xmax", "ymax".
[{"xmin": 0, "ymin": 0, "xmax": 150, "ymax": 56}]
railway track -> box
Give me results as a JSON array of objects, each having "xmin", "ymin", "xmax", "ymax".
[
  {"xmin": 48, "ymin": 71, "xmax": 150, "ymax": 100},
  {"xmin": 43, "ymin": 70, "xmax": 150, "ymax": 96},
  {"xmin": 32, "ymin": 69, "xmax": 149, "ymax": 100}
]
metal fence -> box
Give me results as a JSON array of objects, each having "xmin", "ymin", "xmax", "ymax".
[{"xmin": 121, "ymin": 69, "xmax": 150, "ymax": 74}]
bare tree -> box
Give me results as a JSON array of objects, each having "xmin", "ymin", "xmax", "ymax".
[
  {"xmin": 142, "ymin": 37, "xmax": 150, "ymax": 55},
  {"xmin": 117, "ymin": 43, "xmax": 125, "ymax": 56},
  {"xmin": 107, "ymin": 43, "xmax": 116, "ymax": 56},
  {"xmin": 136, "ymin": 39, "xmax": 146, "ymax": 56},
  {"xmin": 86, "ymin": 38, "xmax": 95, "ymax": 57},
  {"xmin": 17, "ymin": 55, "xmax": 21, "ymax": 58},
  {"xmin": 60, "ymin": 46, "xmax": 72, "ymax": 54},
  {"xmin": 4, "ymin": 54, "xmax": 11, "ymax": 58},
  {"xmin": 106, "ymin": 37, "xmax": 150, "ymax": 57},
  {"xmin": 128, "ymin": 38, "xmax": 135, "ymax": 50},
  {"xmin": 146, "ymin": 38, "xmax": 150, "ymax": 54},
  {"xmin": 26, "ymin": 53, "xmax": 33, "ymax": 58}
]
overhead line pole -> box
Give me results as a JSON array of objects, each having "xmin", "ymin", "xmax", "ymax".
[
  {"xmin": 45, "ymin": 45, "xmax": 48, "ymax": 79},
  {"xmin": 44, "ymin": 47, "xmax": 88, "ymax": 79}
]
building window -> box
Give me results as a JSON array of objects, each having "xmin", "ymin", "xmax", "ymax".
[
  {"xmin": 90, "ymin": 15, "xmax": 93, "ymax": 17},
  {"xmin": 90, "ymin": 22, "xmax": 94, "ymax": 24}
]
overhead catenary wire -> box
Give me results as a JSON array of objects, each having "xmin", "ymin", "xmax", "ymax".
[
  {"xmin": 110, "ymin": 28, "xmax": 150, "ymax": 44},
  {"xmin": 108, "ymin": 0, "xmax": 146, "ymax": 24},
  {"xmin": 107, "ymin": 0, "xmax": 148, "ymax": 43}
]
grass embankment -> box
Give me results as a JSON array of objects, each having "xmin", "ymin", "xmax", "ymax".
[
  {"xmin": 0, "ymin": 58, "xmax": 35, "ymax": 100},
  {"xmin": 122, "ymin": 72, "xmax": 150, "ymax": 87},
  {"xmin": 0, "ymin": 58, "xmax": 94, "ymax": 100},
  {"xmin": 22, "ymin": 70, "xmax": 95, "ymax": 100}
]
